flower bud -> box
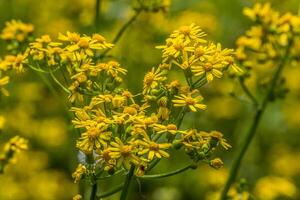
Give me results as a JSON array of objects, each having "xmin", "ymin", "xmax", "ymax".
[
  {"xmin": 210, "ymin": 158, "xmax": 224, "ymax": 169},
  {"xmin": 172, "ymin": 139, "xmax": 183, "ymax": 150}
]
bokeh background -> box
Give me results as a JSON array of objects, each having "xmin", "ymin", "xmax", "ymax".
[{"xmin": 0, "ymin": 0, "xmax": 300, "ymax": 199}]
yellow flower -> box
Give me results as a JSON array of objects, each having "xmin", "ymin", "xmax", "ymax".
[
  {"xmin": 4, "ymin": 54, "xmax": 27, "ymax": 73},
  {"xmin": 243, "ymin": 3, "xmax": 274, "ymax": 22},
  {"xmin": 73, "ymin": 194, "xmax": 82, "ymax": 200},
  {"xmin": 209, "ymin": 131, "xmax": 232, "ymax": 150},
  {"xmin": 76, "ymin": 124, "xmax": 111, "ymax": 154},
  {"xmin": 172, "ymin": 93, "xmax": 206, "ymax": 112},
  {"xmin": 109, "ymin": 137, "xmax": 140, "ymax": 169},
  {"xmin": 136, "ymin": 137, "xmax": 171, "ymax": 160},
  {"xmin": 59, "ymin": 32, "xmax": 113, "ymax": 56},
  {"xmin": 180, "ymin": 129, "xmax": 206, "ymax": 149},
  {"xmin": 170, "ymin": 23, "xmax": 207, "ymax": 42},
  {"xmin": 157, "ymin": 37, "xmax": 194, "ymax": 60},
  {"xmin": 95, "ymin": 61, "xmax": 127, "ymax": 78},
  {"xmin": 95, "ymin": 145, "xmax": 116, "ymax": 171},
  {"xmin": 191, "ymin": 55, "xmax": 225, "ymax": 82},
  {"xmin": 72, "ymin": 164, "xmax": 86, "ymax": 183},
  {"xmin": 4, "ymin": 136, "xmax": 28, "ymax": 153},
  {"xmin": 143, "ymin": 67, "xmax": 167, "ymax": 94},
  {"xmin": 254, "ymin": 176, "xmax": 297, "ymax": 200},
  {"xmin": 153, "ymin": 123, "xmax": 178, "ymax": 135},
  {"xmin": 0, "ymin": 20, "xmax": 34, "ymax": 42}
]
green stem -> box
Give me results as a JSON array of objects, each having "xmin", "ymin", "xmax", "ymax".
[
  {"xmin": 0, "ymin": 161, "xmax": 7, "ymax": 174},
  {"xmin": 95, "ymin": 0, "xmax": 101, "ymax": 28},
  {"xmin": 191, "ymin": 75, "xmax": 206, "ymax": 89},
  {"xmin": 238, "ymin": 77, "xmax": 258, "ymax": 107},
  {"xmin": 100, "ymin": 10, "xmax": 142, "ymax": 58},
  {"xmin": 90, "ymin": 183, "xmax": 98, "ymax": 200},
  {"xmin": 220, "ymin": 38, "xmax": 293, "ymax": 200},
  {"xmin": 119, "ymin": 165, "xmax": 135, "ymax": 200},
  {"xmin": 49, "ymin": 71, "xmax": 70, "ymax": 94},
  {"xmin": 176, "ymin": 107, "xmax": 187, "ymax": 128},
  {"xmin": 139, "ymin": 164, "xmax": 197, "ymax": 180},
  {"xmin": 34, "ymin": 70, "xmax": 61, "ymax": 100},
  {"xmin": 96, "ymin": 183, "xmax": 124, "ymax": 199}
]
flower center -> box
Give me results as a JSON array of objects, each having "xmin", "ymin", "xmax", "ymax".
[
  {"xmin": 167, "ymin": 124, "xmax": 177, "ymax": 131},
  {"xmin": 204, "ymin": 63, "xmax": 213, "ymax": 71},
  {"xmin": 121, "ymin": 145, "xmax": 132, "ymax": 157},
  {"xmin": 149, "ymin": 142, "xmax": 159, "ymax": 151},
  {"xmin": 87, "ymin": 127, "xmax": 100, "ymax": 140},
  {"xmin": 185, "ymin": 97, "xmax": 196, "ymax": 105},
  {"xmin": 78, "ymin": 38, "xmax": 90, "ymax": 48},
  {"xmin": 144, "ymin": 72, "xmax": 155, "ymax": 85},
  {"xmin": 195, "ymin": 47, "xmax": 205, "ymax": 57},
  {"xmin": 179, "ymin": 26, "xmax": 191, "ymax": 35},
  {"xmin": 173, "ymin": 43, "xmax": 184, "ymax": 51}
]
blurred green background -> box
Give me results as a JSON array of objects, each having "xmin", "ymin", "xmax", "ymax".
[{"xmin": 0, "ymin": 0, "xmax": 300, "ymax": 199}]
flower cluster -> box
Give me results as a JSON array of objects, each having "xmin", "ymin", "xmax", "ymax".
[
  {"xmin": 132, "ymin": 0, "xmax": 171, "ymax": 13},
  {"xmin": 156, "ymin": 23, "xmax": 242, "ymax": 84},
  {"xmin": 0, "ymin": 21, "xmax": 29, "ymax": 174},
  {"xmin": 70, "ymin": 24, "xmax": 233, "ymax": 183},
  {"xmin": 0, "ymin": 20, "xmax": 30, "ymax": 96},
  {"xmin": 0, "ymin": 19, "xmax": 234, "ymax": 195},
  {"xmin": 0, "ymin": 20, "xmax": 34, "ymax": 43},
  {"xmin": 236, "ymin": 3, "xmax": 300, "ymax": 86},
  {"xmin": 26, "ymin": 32, "xmax": 116, "ymax": 103}
]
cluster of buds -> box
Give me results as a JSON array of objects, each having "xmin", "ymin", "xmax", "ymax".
[{"xmin": 132, "ymin": 0, "xmax": 171, "ymax": 13}]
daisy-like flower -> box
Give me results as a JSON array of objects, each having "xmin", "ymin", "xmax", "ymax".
[
  {"xmin": 170, "ymin": 23, "xmax": 207, "ymax": 42},
  {"xmin": 95, "ymin": 144, "xmax": 116, "ymax": 172},
  {"xmin": 95, "ymin": 61, "xmax": 127, "ymax": 78},
  {"xmin": 209, "ymin": 131, "xmax": 232, "ymax": 150},
  {"xmin": 30, "ymin": 34, "xmax": 62, "ymax": 50},
  {"xmin": 243, "ymin": 3, "xmax": 274, "ymax": 22},
  {"xmin": 172, "ymin": 93, "xmax": 206, "ymax": 112},
  {"xmin": 76, "ymin": 123, "xmax": 111, "ymax": 154},
  {"xmin": 0, "ymin": 20, "xmax": 34, "ymax": 42},
  {"xmin": 136, "ymin": 136, "xmax": 171, "ymax": 160},
  {"xmin": 143, "ymin": 67, "xmax": 167, "ymax": 94},
  {"xmin": 4, "ymin": 54, "xmax": 27, "ymax": 73},
  {"xmin": 191, "ymin": 54, "xmax": 227, "ymax": 82},
  {"xmin": 157, "ymin": 37, "xmax": 194, "ymax": 60},
  {"xmin": 4, "ymin": 136, "xmax": 28, "ymax": 153},
  {"xmin": 59, "ymin": 32, "xmax": 113, "ymax": 56},
  {"xmin": 109, "ymin": 137, "xmax": 140, "ymax": 169},
  {"xmin": 180, "ymin": 129, "xmax": 206, "ymax": 149},
  {"xmin": 153, "ymin": 123, "xmax": 178, "ymax": 135},
  {"xmin": 58, "ymin": 31, "xmax": 81, "ymax": 43}
]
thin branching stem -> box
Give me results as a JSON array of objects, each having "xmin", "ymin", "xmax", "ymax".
[
  {"xmin": 138, "ymin": 164, "xmax": 197, "ymax": 180},
  {"xmin": 49, "ymin": 71, "xmax": 70, "ymax": 94},
  {"xmin": 238, "ymin": 77, "xmax": 259, "ymax": 107},
  {"xmin": 100, "ymin": 10, "xmax": 142, "ymax": 58},
  {"xmin": 220, "ymin": 37, "xmax": 294, "ymax": 200}
]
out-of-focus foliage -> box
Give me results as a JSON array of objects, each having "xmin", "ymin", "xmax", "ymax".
[{"xmin": 0, "ymin": 0, "xmax": 299, "ymax": 200}]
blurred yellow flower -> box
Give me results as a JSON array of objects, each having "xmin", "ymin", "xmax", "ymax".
[{"xmin": 254, "ymin": 176, "xmax": 297, "ymax": 200}]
